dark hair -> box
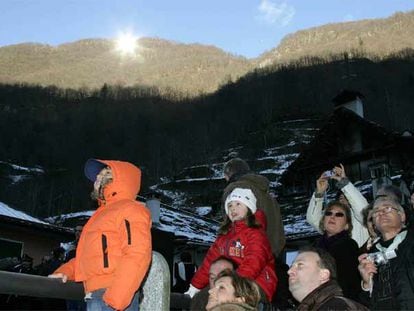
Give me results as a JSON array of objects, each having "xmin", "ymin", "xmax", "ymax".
[
  {"xmin": 319, "ymin": 201, "xmax": 353, "ymax": 236},
  {"xmin": 211, "ymin": 256, "xmax": 237, "ymax": 270},
  {"xmin": 223, "ymin": 158, "xmax": 250, "ymax": 181},
  {"xmin": 335, "ymin": 190, "xmax": 345, "ymax": 201},
  {"xmin": 361, "ymin": 203, "xmax": 374, "ymax": 228},
  {"xmin": 373, "ymin": 196, "xmax": 405, "ymax": 214},
  {"xmin": 218, "ymin": 209, "xmax": 260, "ymax": 235},
  {"xmin": 376, "ymin": 184, "xmax": 403, "ymax": 203},
  {"xmin": 298, "ymin": 246, "xmax": 337, "ymax": 280},
  {"xmin": 214, "ymin": 270, "xmax": 261, "ymax": 308}
]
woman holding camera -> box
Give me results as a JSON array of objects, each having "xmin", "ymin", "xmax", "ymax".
[
  {"xmin": 307, "ymin": 164, "xmax": 369, "ymax": 247},
  {"xmin": 314, "ymin": 201, "xmax": 362, "ymax": 301}
]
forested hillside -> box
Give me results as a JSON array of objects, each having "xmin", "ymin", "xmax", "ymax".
[
  {"xmin": 0, "ymin": 52, "xmax": 413, "ymax": 217},
  {"xmin": 0, "ymin": 38, "xmax": 251, "ymax": 96},
  {"xmin": 257, "ymin": 10, "xmax": 414, "ymax": 66},
  {"xmin": 0, "ymin": 10, "xmax": 413, "ymax": 96}
]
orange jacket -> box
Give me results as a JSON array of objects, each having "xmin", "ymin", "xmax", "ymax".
[{"xmin": 55, "ymin": 160, "xmax": 152, "ymax": 310}]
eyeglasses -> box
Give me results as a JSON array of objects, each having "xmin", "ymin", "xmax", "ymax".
[
  {"xmin": 324, "ymin": 211, "xmax": 345, "ymax": 217},
  {"xmin": 372, "ymin": 206, "xmax": 399, "ymax": 217}
]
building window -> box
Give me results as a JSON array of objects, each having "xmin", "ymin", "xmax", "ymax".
[
  {"xmin": 0, "ymin": 238, "xmax": 23, "ymax": 260},
  {"xmin": 369, "ymin": 163, "xmax": 390, "ymax": 179}
]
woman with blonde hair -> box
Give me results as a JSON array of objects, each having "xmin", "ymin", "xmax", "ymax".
[
  {"xmin": 315, "ymin": 201, "xmax": 361, "ymax": 301},
  {"xmin": 206, "ymin": 270, "xmax": 261, "ymax": 311}
]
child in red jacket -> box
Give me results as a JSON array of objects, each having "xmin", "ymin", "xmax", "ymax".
[{"xmin": 186, "ymin": 187, "xmax": 277, "ymax": 302}]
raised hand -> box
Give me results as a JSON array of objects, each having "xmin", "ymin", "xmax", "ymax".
[
  {"xmin": 48, "ymin": 273, "xmax": 68, "ymax": 283},
  {"xmin": 358, "ymin": 253, "xmax": 377, "ymax": 290},
  {"xmin": 331, "ymin": 163, "xmax": 346, "ymax": 181},
  {"xmin": 316, "ymin": 173, "xmax": 329, "ymax": 195}
]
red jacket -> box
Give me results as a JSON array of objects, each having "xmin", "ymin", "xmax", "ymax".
[
  {"xmin": 191, "ymin": 216, "xmax": 277, "ymax": 301},
  {"xmin": 54, "ymin": 160, "xmax": 152, "ymax": 310}
]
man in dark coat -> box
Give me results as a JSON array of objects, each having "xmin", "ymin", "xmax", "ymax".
[
  {"xmin": 190, "ymin": 257, "xmax": 235, "ymax": 311},
  {"xmin": 288, "ymin": 246, "xmax": 367, "ymax": 311}
]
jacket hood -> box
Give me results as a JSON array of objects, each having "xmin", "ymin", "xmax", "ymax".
[
  {"xmin": 240, "ymin": 174, "xmax": 270, "ymax": 192},
  {"xmin": 85, "ymin": 159, "xmax": 141, "ymax": 202}
]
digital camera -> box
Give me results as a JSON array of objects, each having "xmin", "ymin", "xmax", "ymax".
[
  {"xmin": 324, "ymin": 170, "xmax": 334, "ymax": 178},
  {"xmin": 367, "ymin": 250, "xmax": 397, "ymax": 266}
]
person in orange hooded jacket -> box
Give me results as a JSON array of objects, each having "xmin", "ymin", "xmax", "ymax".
[{"xmin": 49, "ymin": 159, "xmax": 152, "ymax": 311}]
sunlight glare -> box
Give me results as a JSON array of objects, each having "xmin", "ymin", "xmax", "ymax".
[{"xmin": 115, "ymin": 32, "xmax": 138, "ymax": 56}]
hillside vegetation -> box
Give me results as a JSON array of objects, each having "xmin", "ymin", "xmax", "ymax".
[
  {"xmin": 0, "ymin": 11, "xmax": 413, "ymax": 96},
  {"xmin": 0, "ymin": 38, "xmax": 252, "ymax": 96},
  {"xmin": 257, "ymin": 10, "xmax": 414, "ymax": 66}
]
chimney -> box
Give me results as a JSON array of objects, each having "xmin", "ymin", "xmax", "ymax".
[
  {"xmin": 332, "ymin": 90, "xmax": 364, "ymax": 118},
  {"xmin": 369, "ymin": 162, "xmax": 392, "ymax": 197},
  {"xmin": 145, "ymin": 194, "xmax": 161, "ymax": 224}
]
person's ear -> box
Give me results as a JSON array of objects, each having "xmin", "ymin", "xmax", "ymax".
[
  {"xmin": 234, "ymin": 297, "xmax": 245, "ymax": 303},
  {"xmin": 319, "ymin": 268, "xmax": 330, "ymax": 283},
  {"xmin": 400, "ymin": 210, "xmax": 406, "ymax": 225}
]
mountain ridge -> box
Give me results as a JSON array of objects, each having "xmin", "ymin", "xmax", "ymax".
[
  {"xmin": 0, "ymin": 10, "xmax": 413, "ymax": 95},
  {"xmin": 257, "ymin": 10, "xmax": 414, "ymax": 66}
]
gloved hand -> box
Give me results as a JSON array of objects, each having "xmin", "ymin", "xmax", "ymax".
[{"xmin": 184, "ymin": 284, "xmax": 200, "ymax": 298}]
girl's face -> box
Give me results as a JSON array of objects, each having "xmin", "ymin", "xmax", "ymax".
[
  {"xmin": 206, "ymin": 276, "xmax": 242, "ymax": 310},
  {"xmin": 323, "ymin": 205, "xmax": 349, "ymax": 237},
  {"xmin": 227, "ymin": 201, "xmax": 249, "ymax": 222}
]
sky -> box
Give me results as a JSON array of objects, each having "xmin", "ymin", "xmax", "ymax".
[{"xmin": 1, "ymin": 0, "xmax": 414, "ymax": 58}]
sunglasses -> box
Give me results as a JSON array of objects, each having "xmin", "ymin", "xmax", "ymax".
[{"xmin": 324, "ymin": 211, "xmax": 345, "ymax": 217}]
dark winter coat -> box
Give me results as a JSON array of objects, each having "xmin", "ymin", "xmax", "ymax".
[
  {"xmin": 364, "ymin": 228, "xmax": 414, "ymax": 310},
  {"xmin": 223, "ymin": 173, "xmax": 285, "ymax": 257},
  {"xmin": 316, "ymin": 231, "xmax": 361, "ymax": 301},
  {"xmin": 190, "ymin": 287, "xmax": 209, "ymax": 311},
  {"xmin": 298, "ymin": 280, "xmax": 368, "ymax": 311},
  {"xmin": 191, "ymin": 220, "xmax": 277, "ymax": 301}
]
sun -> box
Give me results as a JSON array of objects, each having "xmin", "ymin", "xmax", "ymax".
[{"xmin": 115, "ymin": 32, "xmax": 138, "ymax": 56}]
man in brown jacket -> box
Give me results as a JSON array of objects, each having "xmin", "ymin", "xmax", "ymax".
[{"xmin": 223, "ymin": 158, "xmax": 285, "ymax": 257}]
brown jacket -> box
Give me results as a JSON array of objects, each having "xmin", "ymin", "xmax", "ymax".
[
  {"xmin": 298, "ymin": 280, "xmax": 368, "ymax": 311},
  {"xmin": 223, "ymin": 173, "xmax": 285, "ymax": 257}
]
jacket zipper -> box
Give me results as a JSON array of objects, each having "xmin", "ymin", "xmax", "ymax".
[
  {"xmin": 225, "ymin": 225, "xmax": 236, "ymax": 256},
  {"xmin": 125, "ymin": 219, "xmax": 131, "ymax": 245},
  {"xmin": 101, "ymin": 234, "xmax": 109, "ymax": 268}
]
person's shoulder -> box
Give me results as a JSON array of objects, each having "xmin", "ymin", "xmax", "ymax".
[
  {"xmin": 240, "ymin": 174, "xmax": 269, "ymax": 189},
  {"xmin": 320, "ymin": 296, "xmax": 368, "ymax": 310},
  {"xmin": 191, "ymin": 287, "xmax": 210, "ymax": 310},
  {"xmin": 335, "ymin": 235, "xmax": 359, "ymax": 252},
  {"xmin": 345, "ymin": 236, "xmax": 359, "ymax": 248},
  {"xmin": 243, "ymin": 225, "xmax": 267, "ymax": 239},
  {"xmin": 118, "ymin": 200, "xmax": 151, "ymax": 219}
]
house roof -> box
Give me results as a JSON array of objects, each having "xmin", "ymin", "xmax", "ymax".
[
  {"xmin": 280, "ymin": 107, "xmax": 414, "ymax": 186},
  {"xmin": 0, "ymin": 202, "xmax": 74, "ymax": 236},
  {"xmin": 332, "ymin": 89, "xmax": 364, "ymax": 107},
  {"xmin": 48, "ymin": 202, "xmax": 219, "ymax": 245}
]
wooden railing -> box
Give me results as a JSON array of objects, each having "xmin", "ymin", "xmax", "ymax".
[{"xmin": 0, "ymin": 252, "xmax": 191, "ymax": 310}]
